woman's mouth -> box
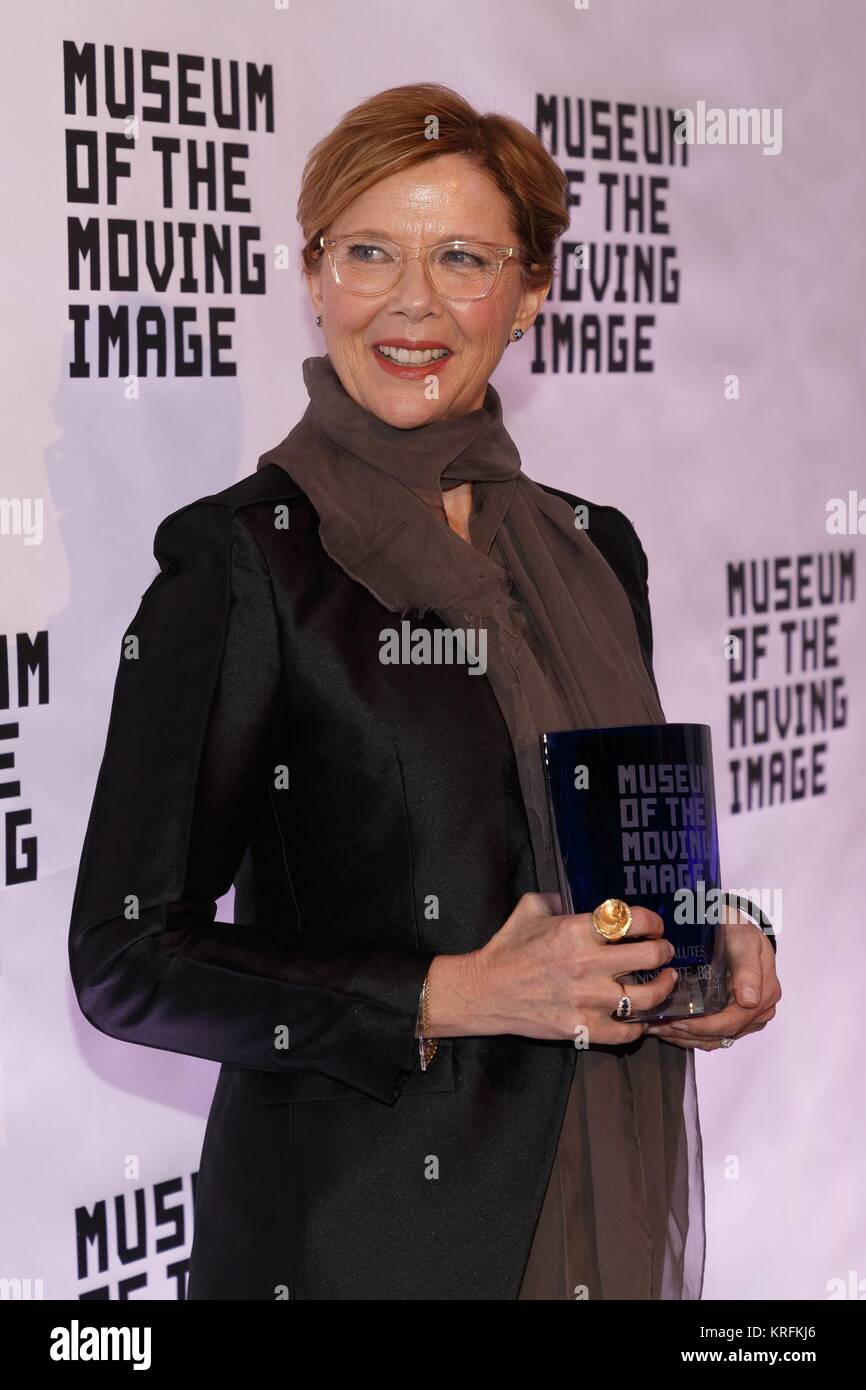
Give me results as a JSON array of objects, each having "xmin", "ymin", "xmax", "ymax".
[{"xmin": 372, "ymin": 342, "xmax": 453, "ymax": 377}]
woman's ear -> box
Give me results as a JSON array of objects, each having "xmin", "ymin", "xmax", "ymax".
[
  {"xmin": 304, "ymin": 266, "xmax": 323, "ymax": 319},
  {"xmin": 514, "ymin": 273, "xmax": 552, "ymax": 337}
]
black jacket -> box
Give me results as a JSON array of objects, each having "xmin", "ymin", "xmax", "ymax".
[{"xmin": 68, "ymin": 462, "xmax": 662, "ymax": 1300}]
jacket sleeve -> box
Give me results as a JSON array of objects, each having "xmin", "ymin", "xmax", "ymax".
[
  {"xmin": 617, "ymin": 513, "xmax": 662, "ymax": 707},
  {"xmin": 68, "ymin": 500, "xmax": 436, "ymax": 1105}
]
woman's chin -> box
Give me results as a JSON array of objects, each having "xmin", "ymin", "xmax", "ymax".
[{"xmin": 361, "ymin": 379, "xmax": 460, "ymax": 429}]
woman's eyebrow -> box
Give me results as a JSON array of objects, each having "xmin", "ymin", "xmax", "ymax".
[{"xmin": 336, "ymin": 227, "xmax": 489, "ymax": 242}]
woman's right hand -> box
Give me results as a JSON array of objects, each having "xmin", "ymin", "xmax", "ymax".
[{"xmin": 426, "ymin": 893, "xmax": 677, "ymax": 1045}]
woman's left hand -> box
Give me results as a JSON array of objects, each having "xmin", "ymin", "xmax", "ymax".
[{"xmin": 644, "ymin": 910, "xmax": 781, "ymax": 1051}]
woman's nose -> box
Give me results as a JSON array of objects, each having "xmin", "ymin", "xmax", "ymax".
[{"xmin": 386, "ymin": 252, "xmax": 440, "ymax": 312}]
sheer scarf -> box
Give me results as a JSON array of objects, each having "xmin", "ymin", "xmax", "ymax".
[{"xmin": 257, "ymin": 354, "xmax": 705, "ymax": 1299}]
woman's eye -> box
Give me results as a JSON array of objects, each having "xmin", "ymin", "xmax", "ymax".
[
  {"xmin": 439, "ymin": 247, "xmax": 490, "ymax": 271},
  {"xmin": 346, "ymin": 242, "xmax": 393, "ymax": 263}
]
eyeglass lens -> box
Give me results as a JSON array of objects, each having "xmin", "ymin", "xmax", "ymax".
[{"xmin": 330, "ymin": 238, "xmax": 502, "ymax": 300}]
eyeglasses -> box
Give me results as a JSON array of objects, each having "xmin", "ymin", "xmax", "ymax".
[{"xmin": 318, "ymin": 234, "xmax": 527, "ymax": 302}]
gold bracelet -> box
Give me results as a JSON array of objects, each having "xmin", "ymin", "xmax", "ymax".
[{"xmin": 418, "ymin": 972, "xmax": 438, "ymax": 1071}]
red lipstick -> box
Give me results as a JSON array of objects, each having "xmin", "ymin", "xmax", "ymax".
[{"xmin": 371, "ymin": 339, "xmax": 453, "ymax": 380}]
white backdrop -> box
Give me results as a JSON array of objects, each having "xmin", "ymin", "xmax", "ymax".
[{"xmin": 1, "ymin": 0, "xmax": 864, "ymax": 1300}]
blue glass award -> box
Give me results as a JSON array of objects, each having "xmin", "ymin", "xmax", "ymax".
[{"xmin": 541, "ymin": 723, "xmax": 728, "ymax": 1022}]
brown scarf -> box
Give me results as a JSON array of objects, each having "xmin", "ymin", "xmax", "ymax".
[{"xmin": 257, "ymin": 354, "xmax": 705, "ymax": 1300}]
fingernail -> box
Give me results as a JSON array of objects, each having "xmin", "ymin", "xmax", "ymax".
[
  {"xmin": 671, "ymin": 1021, "xmax": 691, "ymax": 1032},
  {"xmin": 742, "ymin": 986, "xmax": 759, "ymax": 1003}
]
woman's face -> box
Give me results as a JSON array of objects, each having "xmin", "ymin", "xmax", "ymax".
[{"xmin": 306, "ymin": 153, "xmax": 550, "ymax": 428}]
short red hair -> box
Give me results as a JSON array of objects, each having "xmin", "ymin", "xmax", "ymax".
[{"xmin": 297, "ymin": 82, "xmax": 570, "ymax": 293}]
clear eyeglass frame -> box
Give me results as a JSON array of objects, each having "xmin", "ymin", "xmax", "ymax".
[{"xmin": 317, "ymin": 233, "xmax": 527, "ymax": 302}]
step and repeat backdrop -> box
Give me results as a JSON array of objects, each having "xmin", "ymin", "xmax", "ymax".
[{"xmin": 1, "ymin": 0, "xmax": 863, "ymax": 1300}]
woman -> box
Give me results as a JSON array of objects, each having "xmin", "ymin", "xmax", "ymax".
[{"xmin": 68, "ymin": 82, "xmax": 781, "ymax": 1301}]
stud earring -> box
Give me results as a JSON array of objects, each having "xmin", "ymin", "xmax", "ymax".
[
  {"xmin": 315, "ymin": 315, "xmax": 323, "ymax": 327},
  {"xmin": 512, "ymin": 327, "xmax": 523, "ymax": 340}
]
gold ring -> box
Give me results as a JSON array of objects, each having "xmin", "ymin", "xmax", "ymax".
[{"xmin": 593, "ymin": 898, "xmax": 633, "ymax": 942}]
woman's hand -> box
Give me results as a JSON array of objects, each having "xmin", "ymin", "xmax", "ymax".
[
  {"xmin": 645, "ymin": 909, "xmax": 781, "ymax": 1051},
  {"xmin": 427, "ymin": 892, "xmax": 677, "ymax": 1045}
]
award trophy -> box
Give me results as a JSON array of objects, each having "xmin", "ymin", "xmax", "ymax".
[{"xmin": 541, "ymin": 723, "xmax": 728, "ymax": 1022}]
